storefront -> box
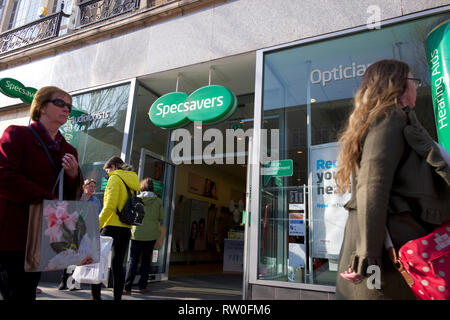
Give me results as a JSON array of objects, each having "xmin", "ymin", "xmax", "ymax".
[
  {"xmin": 0, "ymin": 3, "xmax": 448, "ymax": 299},
  {"xmin": 248, "ymin": 11, "xmax": 449, "ymax": 299},
  {"xmin": 41, "ymin": 53, "xmax": 257, "ymax": 285}
]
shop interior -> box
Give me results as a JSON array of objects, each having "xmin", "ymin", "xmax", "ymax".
[
  {"xmin": 164, "ymin": 93, "xmax": 254, "ymax": 277},
  {"xmin": 169, "ymin": 162, "xmax": 247, "ymax": 277}
]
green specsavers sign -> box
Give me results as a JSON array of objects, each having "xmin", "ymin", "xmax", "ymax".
[
  {"xmin": 0, "ymin": 77, "xmax": 87, "ymax": 147},
  {"xmin": 149, "ymin": 85, "xmax": 238, "ymax": 129},
  {"xmin": 0, "ymin": 78, "xmax": 37, "ymax": 104},
  {"xmin": 427, "ymin": 20, "xmax": 450, "ymax": 152}
]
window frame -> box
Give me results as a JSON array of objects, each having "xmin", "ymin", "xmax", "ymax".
[{"xmin": 249, "ymin": 7, "xmax": 450, "ymax": 292}]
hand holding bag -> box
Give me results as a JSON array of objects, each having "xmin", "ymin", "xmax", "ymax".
[{"xmin": 25, "ymin": 169, "xmax": 101, "ymax": 272}]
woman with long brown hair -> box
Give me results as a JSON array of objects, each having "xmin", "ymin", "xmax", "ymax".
[{"xmin": 335, "ymin": 59, "xmax": 450, "ymax": 299}]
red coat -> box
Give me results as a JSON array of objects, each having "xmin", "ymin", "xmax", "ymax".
[{"xmin": 0, "ymin": 121, "xmax": 82, "ymax": 251}]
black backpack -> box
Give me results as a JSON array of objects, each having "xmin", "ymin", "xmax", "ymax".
[{"xmin": 115, "ymin": 176, "xmax": 145, "ymax": 226}]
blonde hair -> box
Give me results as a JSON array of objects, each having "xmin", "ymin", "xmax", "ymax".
[
  {"xmin": 335, "ymin": 59, "xmax": 410, "ymax": 193},
  {"xmin": 30, "ymin": 86, "xmax": 71, "ymax": 121},
  {"xmin": 83, "ymin": 178, "xmax": 96, "ymax": 187}
]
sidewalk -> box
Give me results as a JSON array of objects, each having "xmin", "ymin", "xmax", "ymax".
[{"xmin": 36, "ymin": 274, "xmax": 243, "ymax": 300}]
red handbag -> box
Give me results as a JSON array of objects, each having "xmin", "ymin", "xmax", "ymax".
[{"xmin": 386, "ymin": 222, "xmax": 450, "ymax": 300}]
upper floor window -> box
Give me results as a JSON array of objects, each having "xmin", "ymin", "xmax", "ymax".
[
  {"xmin": 53, "ymin": 0, "xmax": 73, "ymax": 35},
  {"xmin": 8, "ymin": 0, "xmax": 41, "ymax": 29},
  {"xmin": 52, "ymin": 0, "xmax": 73, "ymax": 13},
  {"xmin": 0, "ymin": 0, "xmax": 5, "ymax": 24}
]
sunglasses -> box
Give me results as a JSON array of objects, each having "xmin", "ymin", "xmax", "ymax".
[
  {"xmin": 407, "ymin": 77, "xmax": 422, "ymax": 89},
  {"xmin": 45, "ymin": 99, "xmax": 73, "ymax": 113}
]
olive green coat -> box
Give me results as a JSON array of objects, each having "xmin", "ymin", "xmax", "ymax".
[
  {"xmin": 131, "ymin": 191, "xmax": 164, "ymax": 241},
  {"xmin": 336, "ymin": 107, "xmax": 450, "ymax": 300}
]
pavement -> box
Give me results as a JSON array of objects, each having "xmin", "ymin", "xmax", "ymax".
[{"xmin": 35, "ymin": 273, "xmax": 244, "ymax": 301}]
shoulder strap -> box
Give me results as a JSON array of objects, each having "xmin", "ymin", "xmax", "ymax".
[
  {"xmin": 27, "ymin": 126, "xmax": 58, "ymax": 176},
  {"xmin": 384, "ymin": 227, "xmax": 415, "ymax": 286},
  {"xmin": 114, "ymin": 175, "xmax": 133, "ymax": 196},
  {"xmin": 113, "ymin": 174, "xmax": 135, "ymax": 211}
]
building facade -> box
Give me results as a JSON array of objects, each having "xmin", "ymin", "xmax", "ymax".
[{"xmin": 0, "ymin": 0, "xmax": 449, "ymax": 300}]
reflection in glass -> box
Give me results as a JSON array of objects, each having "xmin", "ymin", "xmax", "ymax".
[
  {"xmin": 60, "ymin": 83, "xmax": 131, "ymax": 198},
  {"xmin": 258, "ymin": 13, "xmax": 448, "ymax": 287},
  {"xmin": 130, "ymin": 86, "xmax": 169, "ymax": 170}
]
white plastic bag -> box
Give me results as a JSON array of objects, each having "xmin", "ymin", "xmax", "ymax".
[{"xmin": 72, "ymin": 236, "xmax": 113, "ymax": 285}]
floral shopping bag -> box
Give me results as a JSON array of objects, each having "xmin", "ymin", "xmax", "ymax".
[{"xmin": 25, "ymin": 170, "xmax": 100, "ymax": 272}]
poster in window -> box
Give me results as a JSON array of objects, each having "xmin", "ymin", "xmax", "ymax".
[
  {"xmin": 289, "ymin": 243, "xmax": 306, "ymax": 268},
  {"xmin": 289, "ymin": 213, "xmax": 305, "ymax": 236},
  {"xmin": 188, "ymin": 172, "xmax": 218, "ymax": 200},
  {"xmin": 188, "ymin": 199, "xmax": 208, "ymax": 251},
  {"xmin": 310, "ymin": 142, "xmax": 351, "ymax": 260}
]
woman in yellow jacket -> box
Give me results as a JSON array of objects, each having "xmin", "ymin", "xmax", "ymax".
[{"xmin": 91, "ymin": 156, "xmax": 140, "ymax": 301}]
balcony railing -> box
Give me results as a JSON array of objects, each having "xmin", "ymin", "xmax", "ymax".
[
  {"xmin": 79, "ymin": 0, "xmax": 141, "ymax": 27},
  {"xmin": 0, "ymin": 0, "xmax": 185, "ymax": 56},
  {"xmin": 0, "ymin": 9, "xmax": 70, "ymax": 56}
]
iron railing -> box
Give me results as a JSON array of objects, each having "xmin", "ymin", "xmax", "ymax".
[
  {"xmin": 0, "ymin": 0, "xmax": 179, "ymax": 55},
  {"xmin": 0, "ymin": 8, "xmax": 69, "ymax": 56},
  {"xmin": 79, "ymin": 0, "xmax": 140, "ymax": 27}
]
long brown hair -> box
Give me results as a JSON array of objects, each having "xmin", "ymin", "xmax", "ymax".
[
  {"xmin": 335, "ymin": 59, "xmax": 410, "ymax": 193},
  {"xmin": 104, "ymin": 156, "xmax": 134, "ymax": 171},
  {"xmin": 140, "ymin": 178, "xmax": 154, "ymax": 192}
]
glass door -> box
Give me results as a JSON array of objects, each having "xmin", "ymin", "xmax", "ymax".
[{"xmin": 137, "ymin": 148, "xmax": 176, "ymax": 281}]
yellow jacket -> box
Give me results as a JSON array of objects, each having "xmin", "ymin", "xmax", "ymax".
[{"xmin": 99, "ymin": 169, "xmax": 140, "ymax": 229}]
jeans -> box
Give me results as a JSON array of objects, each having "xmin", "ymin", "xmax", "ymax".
[
  {"xmin": 0, "ymin": 251, "xmax": 41, "ymax": 301},
  {"xmin": 91, "ymin": 226, "xmax": 130, "ymax": 300},
  {"xmin": 124, "ymin": 240, "xmax": 156, "ymax": 291}
]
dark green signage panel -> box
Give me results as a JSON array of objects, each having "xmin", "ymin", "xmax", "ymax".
[{"xmin": 427, "ymin": 20, "xmax": 450, "ymax": 152}]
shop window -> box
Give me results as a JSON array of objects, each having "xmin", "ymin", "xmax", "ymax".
[
  {"xmin": 259, "ymin": 13, "xmax": 448, "ymax": 287},
  {"xmin": 130, "ymin": 85, "xmax": 170, "ymax": 170},
  {"xmin": 60, "ymin": 83, "xmax": 131, "ymax": 199}
]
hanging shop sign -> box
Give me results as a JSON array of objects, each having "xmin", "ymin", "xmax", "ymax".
[
  {"xmin": 427, "ymin": 20, "xmax": 450, "ymax": 152},
  {"xmin": 0, "ymin": 78, "xmax": 37, "ymax": 105},
  {"xmin": 149, "ymin": 85, "xmax": 238, "ymax": 129}
]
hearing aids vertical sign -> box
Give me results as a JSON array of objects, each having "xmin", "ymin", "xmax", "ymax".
[
  {"xmin": 427, "ymin": 20, "xmax": 450, "ymax": 152},
  {"xmin": 310, "ymin": 142, "xmax": 350, "ymax": 260}
]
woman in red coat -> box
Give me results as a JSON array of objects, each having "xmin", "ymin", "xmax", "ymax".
[{"xmin": 0, "ymin": 86, "xmax": 82, "ymax": 300}]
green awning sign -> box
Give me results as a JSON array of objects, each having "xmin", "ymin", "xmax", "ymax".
[
  {"xmin": 0, "ymin": 78, "xmax": 37, "ymax": 104},
  {"xmin": 149, "ymin": 85, "xmax": 238, "ymax": 129},
  {"xmin": 427, "ymin": 20, "xmax": 450, "ymax": 152}
]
